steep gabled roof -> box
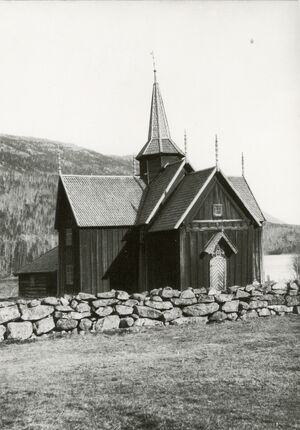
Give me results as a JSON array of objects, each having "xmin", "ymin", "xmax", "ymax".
[
  {"xmin": 150, "ymin": 168, "xmax": 264, "ymax": 232},
  {"xmin": 15, "ymin": 247, "xmax": 58, "ymax": 275},
  {"xmin": 137, "ymin": 160, "xmax": 186, "ymax": 225},
  {"xmin": 228, "ymin": 176, "xmax": 265, "ymax": 223},
  {"xmin": 59, "ymin": 175, "xmax": 146, "ymax": 227},
  {"xmin": 136, "ymin": 79, "xmax": 184, "ymax": 160},
  {"xmin": 150, "ymin": 167, "xmax": 216, "ymax": 232}
]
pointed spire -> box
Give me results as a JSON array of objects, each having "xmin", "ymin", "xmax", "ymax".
[
  {"xmin": 147, "ymin": 56, "xmax": 171, "ymax": 150},
  {"xmin": 135, "ymin": 59, "xmax": 184, "ymax": 161},
  {"xmin": 215, "ymin": 134, "xmax": 219, "ymax": 171},
  {"xmin": 242, "ymin": 152, "xmax": 245, "ymax": 176}
]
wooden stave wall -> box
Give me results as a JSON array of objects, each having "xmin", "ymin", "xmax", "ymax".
[
  {"xmin": 180, "ymin": 224, "xmax": 262, "ymax": 289},
  {"xmin": 79, "ymin": 227, "xmax": 139, "ymax": 295}
]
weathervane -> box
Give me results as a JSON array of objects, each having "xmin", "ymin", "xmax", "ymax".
[
  {"xmin": 242, "ymin": 152, "xmax": 245, "ymax": 176},
  {"xmin": 215, "ymin": 134, "xmax": 219, "ymax": 171},
  {"xmin": 150, "ymin": 51, "xmax": 157, "ymax": 82}
]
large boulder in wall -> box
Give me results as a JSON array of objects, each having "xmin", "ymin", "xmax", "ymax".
[
  {"xmin": 95, "ymin": 315, "xmax": 120, "ymax": 332},
  {"xmin": 133, "ymin": 306, "xmax": 162, "ymax": 320},
  {"xmin": 7, "ymin": 322, "xmax": 33, "ymax": 340},
  {"xmin": 183, "ymin": 302, "xmax": 219, "ymax": 317},
  {"xmin": 0, "ymin": 305, "xmax": 20, "ymax": 324},
  {"xmin": 20, "ymin": 305, "xmax": 54, "ymax": 321},
  {"xmin": 33, "ymin": 316, "xmax": 55, "ymax": 335}
]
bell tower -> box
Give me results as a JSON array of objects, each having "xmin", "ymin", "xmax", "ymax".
[{"xmin": 136, "ymin": 65, "xmax": 184, "ymax": 183}]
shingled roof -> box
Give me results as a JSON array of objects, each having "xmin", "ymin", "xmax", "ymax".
[
  {"xmin": 15, "ymin": 247, "xmax": 58, "ymax": 275},
  {"xmin": 61, "ymin": 175, "xmax": 146, "ymax": 227},
  {"xmin": 150, "ymin": 168, "xmax": 264, "ymax": 232},
  {"xmin": 150, "ymin": 167, "xmax": 216, "ymax": 232},
  {"xmin": 137, "ymin": 160, "xmax": 186, "ymax": 225},
  {"xmin": 228, "ymin": 176, "xmax": 265, "ymax": 223}
]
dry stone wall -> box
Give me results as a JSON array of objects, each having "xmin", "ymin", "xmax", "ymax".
[{"xmin": 0, "ymin": 281, "xmax": 299, "ymax": 342}]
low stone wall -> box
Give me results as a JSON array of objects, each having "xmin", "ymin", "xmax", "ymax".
[{"xmin": 0, "ymin": 281, "xmax": 299, "ymax": 342}]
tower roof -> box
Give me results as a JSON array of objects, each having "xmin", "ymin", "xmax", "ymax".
[{"xmin": 136, "ymin": 77, "xmax": 184, "ymax": 160}]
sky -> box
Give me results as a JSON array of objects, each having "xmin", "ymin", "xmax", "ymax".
[{"xmin": 0, "ymin": 1, "xmax": 299, "ymax": 224}]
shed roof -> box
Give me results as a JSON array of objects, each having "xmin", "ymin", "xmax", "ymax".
[
  {"xmin": 60, "ymin": 175, "xmax": 146, "ymax": 227},
  {"xmin": 15, "ymin": 247, "xmax": 58, "ymax": 275}
]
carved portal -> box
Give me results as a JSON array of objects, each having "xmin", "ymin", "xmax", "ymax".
[{"xmin": 210, "ymin": 244, "xmax": 227, "ymax": 291}]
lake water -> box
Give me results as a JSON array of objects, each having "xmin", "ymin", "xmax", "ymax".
[{"xmin": 263, "ymin": 254, "xmax": 296, "ymax": 282}]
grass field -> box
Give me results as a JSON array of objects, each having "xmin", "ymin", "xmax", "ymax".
[{"xmin": 0, "ymin": 316, "xmax": 299, "ymax": 430}]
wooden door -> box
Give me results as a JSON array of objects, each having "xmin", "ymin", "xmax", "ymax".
[{"xmin": 210, "ymin": 245, "xmax": 227, "ymax": 291}]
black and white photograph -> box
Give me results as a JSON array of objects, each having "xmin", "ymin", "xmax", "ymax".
[{"xmin": 0, "ymin": 1, "xmax": 299, "ymax": 429}]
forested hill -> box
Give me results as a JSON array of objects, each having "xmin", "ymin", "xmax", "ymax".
[
  {"xmin": 0, "ymin": 134, "xmax": 132, "ymax": 278},
  {"xmin": 0, "ymin": 133, "xmax": 299, "ymax": 278},
  {"xmin": 263, "ymin": 222, "xmax": 300, "ymax": 255}
]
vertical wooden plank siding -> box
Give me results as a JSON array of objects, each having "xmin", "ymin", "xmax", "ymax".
[
  {"xmin": 78, "ymin": 227, "xmax": 138, "ymax": 294},
  {"xmin": 146, "ymin": 230, "xmax": 180, "ymax": 290}
]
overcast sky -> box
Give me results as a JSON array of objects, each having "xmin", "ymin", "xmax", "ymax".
[{"xmin": 0, "ymin": 1, "xmax": 299, "ymax": 224}]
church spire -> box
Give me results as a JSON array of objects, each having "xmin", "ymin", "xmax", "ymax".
[
  {"xmin": 136, "ymin": 57, "xmax": 184, "ymax": 164},
  {"xmin": 147, "ymin": 59, "xmax": 171, "ymax": 147}
]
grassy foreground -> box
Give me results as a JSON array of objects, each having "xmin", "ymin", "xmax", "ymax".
[{"xmin": 0, "ymin": 316, "xmax": 299, "ymax": 430}]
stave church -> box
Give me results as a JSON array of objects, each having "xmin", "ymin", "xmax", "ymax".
[{"xmin": 55, "ymin": 68, "xmax": 265, "ymax": 296}]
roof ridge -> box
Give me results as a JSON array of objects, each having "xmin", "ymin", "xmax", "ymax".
[
  {"xmin": 61, "ymin": 174, "xmax": 137, "ymax": 178},
  {"xmin": 185, "ymin": 166, "xmax": 215, "ymax": 176}
]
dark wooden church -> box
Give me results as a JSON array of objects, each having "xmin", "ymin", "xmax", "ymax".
[{"xmin": 55, "ymin": 70, "xmax": 265, "ymax": 296}]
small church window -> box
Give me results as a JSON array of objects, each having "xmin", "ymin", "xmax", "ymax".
[
  {"xmin": 66, "ymin": 264, "xmax": 73, "ymax": 285},
  {"xmin": 65, "ymin": 228, "xmax": 72, "ymax": 246},
  {"xmin": 213, "ymin": 204, "xmax": 223, "ymax": 217}
]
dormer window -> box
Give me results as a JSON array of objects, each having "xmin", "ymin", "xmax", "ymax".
[{"xmin": 213, "ymin": 204, "xmax": 223, "ymax": 217}]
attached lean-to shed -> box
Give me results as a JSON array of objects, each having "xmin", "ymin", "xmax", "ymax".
[{"xmin": 14, "ymin": 247, "xmax": 58, "ymax": 298}]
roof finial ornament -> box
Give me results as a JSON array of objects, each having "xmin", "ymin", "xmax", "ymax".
[
  {"xmin": 150, "ymin": 51, "xmax": 157, "ymax": 83},
  {"xmin": 57, "ymin": 145, "xmax": 62, "ymax": 175},
  {"xmin": 184, "ymin": 129, "xmax": 187, "ymax": 159},
  {"xmin": 215, "ymin": 134, "xmax": 219, "ymax": 171},
  {"xmin": 242, "ymin": 152, "xmax": 245, "ymax": 176}
]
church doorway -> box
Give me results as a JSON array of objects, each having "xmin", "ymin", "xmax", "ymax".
[{"xmin": 210, "ymin": 245, "xmax": 227, "ymax": 291}]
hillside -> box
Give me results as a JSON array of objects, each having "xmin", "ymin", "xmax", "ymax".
[
  {"xmin": 263, "ymin": 222, "xmax": 300, "ymax": 255},
  {"xmin": 0, "ymin": 133, "xmax": 299, "ymax": 278},
  {"xmin": 0, "ymin": 134, "xmax": 132, "ymax": 277}
]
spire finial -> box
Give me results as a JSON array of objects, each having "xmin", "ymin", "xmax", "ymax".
[
  {"xmin": 184, "ymin": 129, "xmax": 187, "ymax": 159},
  {"xmin": 150, "ymin": 51, "xmax": 157, "ymax": 83},
  {"xmin": 57, "ymin": 145, "xmax": 62, "ymax": 175},
  {"xmin": 242, "ymin": 152, "xmax": 245, "ymax": 176},
  {"xmin": 215, "ymin": 134, "xmax": 219, "ymax": 170}
]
